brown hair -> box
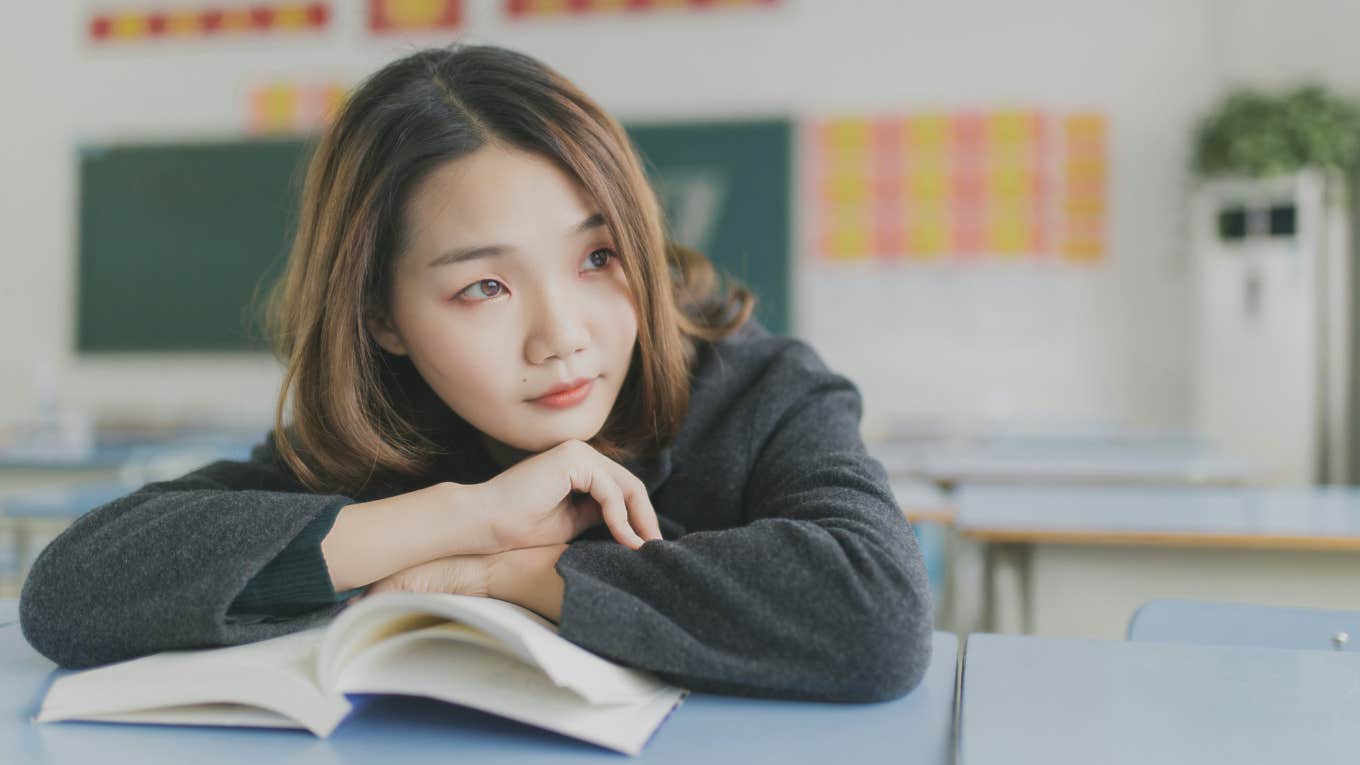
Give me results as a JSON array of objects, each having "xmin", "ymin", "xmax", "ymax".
[{"xmin": 263, "ymin": 44, "xmax": 754, "ymax": 495}]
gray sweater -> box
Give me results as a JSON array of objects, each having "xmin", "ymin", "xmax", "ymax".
[{"xmin": 19, "ymin": 320, "xmax": 933, "ymax": 702}]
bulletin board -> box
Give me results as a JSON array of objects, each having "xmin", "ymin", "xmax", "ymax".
[{"xmin": 75, "ymin": 118, "xmax": 791, "ymax": 352}]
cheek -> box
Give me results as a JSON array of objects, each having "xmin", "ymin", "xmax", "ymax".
[
  {"xmin": 603, "ymin": 274, "xmax": 639, "ymax": 341},
  {"xmin": 402, "ymin": 314, "xmax": 506, "ymax": 401}
]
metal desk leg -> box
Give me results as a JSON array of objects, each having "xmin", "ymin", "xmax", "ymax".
[{"xmin": 984, "ymin": 542, "xmax": 1033, "ymax": 634}]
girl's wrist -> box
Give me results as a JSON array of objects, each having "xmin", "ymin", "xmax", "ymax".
[
  {"xmin": 433, "ymin": 481, "xmax": 502, "ymax": 555},
  {"xmin": 488, "ymin": 543, "xmax": 568, "ymax": 622}
]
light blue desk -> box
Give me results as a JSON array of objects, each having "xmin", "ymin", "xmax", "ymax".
[
  {"xmin": 959, "ymin": 633, "xmax": 1360, "ymax": 764},
  {"xmin": 956, "ymin": 484, "xmax": 1360, "ymax": 543},
  {"xmin": 0, "ymin": 426, "xmax": 261, "ymax": 473},
  {"xmin": 1129, "ymin": 599, "xmax": 1360, "ymax": 652},
  {"xmin": 0, "ymin": 481, "xmax": 138, "ymax": 522},
  {"xmin": 869, "ymin": 440, "xmax": 1251, "ymax": 487},
  {"xmin": 0, "ymin": 599, "xmax": 15, "ymax": 627},
  {"xmin": 1, "ymin": 626, "xmax": 958, "ymax": 763},
  {"xmin": 874, "ymin": 417, "xmax": 1200, "ymax": 450},
  {"xmin": 956, "ymin": 485, "xmax": 1360, "ymax": 637}
]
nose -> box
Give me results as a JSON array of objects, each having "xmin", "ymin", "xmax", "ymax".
[{"xmin": 525, "ymin": 286, "xmax": 590, "ymax": 365}]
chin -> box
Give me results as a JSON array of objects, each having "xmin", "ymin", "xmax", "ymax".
[{"xmin": 501, "ymin": 418, "xmax": 606, "ymax": 454}]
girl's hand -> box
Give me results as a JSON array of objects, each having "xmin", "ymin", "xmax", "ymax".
[
  {"xmin": 361, "ymin": 552, "xmax": 494, "ymax": 598},
  {"xmin": 477, "ymin": 439, "xmax": 662, "ymax": 551}
]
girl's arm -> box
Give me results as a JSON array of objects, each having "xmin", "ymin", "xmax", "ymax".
[
  {"xmin": 17, "ymin": 435, "xmax": 483, "ymax": 669},
  {"xmin": 546, "ymin": 343, "xmax": 934, "ymax": 703},
  {"xmin": 321, "ymin": 481, "xmax": 492, "ymax": 592},
  {"xmin": 487, "ymin": 543, "xmax": 569, "ymax": 622}
]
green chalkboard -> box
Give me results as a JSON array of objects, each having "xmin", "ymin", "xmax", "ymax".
[
  {"xmin": 77, "ymin": 138, "xmax": 310, "ymax": 352},
  {"xmin": 75, "ymin": 119, "xmax": 791, "ymax": 352},
  {"xmin": 629, "ymin": 119, "xmax": 791, "ymax": 335}
]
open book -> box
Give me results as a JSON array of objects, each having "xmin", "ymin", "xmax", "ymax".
[{"xmin": 35, "ymin": 592, "xmax": 688, "ymax": 755}]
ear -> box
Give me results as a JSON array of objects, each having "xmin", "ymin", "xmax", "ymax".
[{"xmin": 367, "ymin": 313, "xmax": 409, "ymax": 356}]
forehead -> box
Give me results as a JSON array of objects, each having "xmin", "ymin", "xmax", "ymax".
[{"xmin": 404, "ymin": 145, "xmax": 598, "ymax": 244}]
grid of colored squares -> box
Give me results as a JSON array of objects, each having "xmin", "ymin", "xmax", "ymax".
[
  {"xmin": 812, "ymin": 112, "xmax": 1107, "ymax": 262},
  {"xmin": 248, "ymin": 82, "xmax": 349, "ymax": 134},
  {"xmin": 89, "ymin": 3, "xmax": 330, "ymax": 42},
  {"xmin": 1061, "ymin": 115, "xmax": 1107, "ymax": 262},
  {"xmin": 369, "ymin": 0, "xmax": 462, "ymax": 31},
  {"xmin": 507, "ymin": 0, "xmax": 778, "ymax": 18}
]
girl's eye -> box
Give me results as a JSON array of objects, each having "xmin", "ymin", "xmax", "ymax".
[
  {"xmin": 583, "ymin": 247, "xmax": 617, "ymax": 271},
  {"xmin": 457, "ymin": 279, "xmax": 505, "ymax": 302}
]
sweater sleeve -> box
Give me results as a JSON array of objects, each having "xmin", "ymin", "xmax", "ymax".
[
  {"xmin": 552, "ymin": 350, "xmax": 934, "ymax": 703},
  {"xmin": 18, "ymin": 433, "xmax": 359, "ymax": 669},
  {"xmin": 228, "ymin": 497, "xmax": 365, "ymax": 617}
]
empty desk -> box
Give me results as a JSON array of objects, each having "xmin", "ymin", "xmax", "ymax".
[
  {"xmin": 957, "ymin": 484, "xmax": 1360, "ymax": 637},
  {"xmin": 870, "ymin": 440, "xmax": 1251, "ymax": 487},
  {"xmin": 959, "ymin": 633, "xmax": 1360, "ymax": 764},
  {"xmin": 1128, "ymin": 599, "xmax": 1360, "ymax": 651}
]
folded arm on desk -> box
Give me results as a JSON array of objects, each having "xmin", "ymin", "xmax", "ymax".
[
  {"xmin": 552, "ymin": 369, "xmax": 933, "ymax": 702},
  {"xmin": 18, "ymin": 436, "xmax": 357, "ymax": 669}
]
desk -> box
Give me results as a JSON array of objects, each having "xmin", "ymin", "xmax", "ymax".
[
  {"xmin": 1128, "ymin": 599, "xmax": 1360, "ymax": 651},
  {"xmin": 1, "ymin": 598, "xmax": 15, "ymax": 627},
  {"xmin": 0, "ymin": 427, "xmax": 260, "ymax": 491},
  {"xmin": 2, "ymin": 626, "xmax": 958, "ymax": 763},
  {"xmin": 866, "ymin": 416, "xmax": 1202, "ymax": 452},
  {"xmin": 959, "ymin": 633, "xmax": 1360, "ymax": 764},
  {"xmin": 869, "ymin": 440, "xmax": 1252, "ymax": 487},
  {"xmin": 957, "ymin": 485, "xmax": 1360, "ymax": 637}
]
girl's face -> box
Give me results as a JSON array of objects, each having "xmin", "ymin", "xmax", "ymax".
[{"xmin": 370, "ymin": 144, "xmax": 639, "ymax": 463}]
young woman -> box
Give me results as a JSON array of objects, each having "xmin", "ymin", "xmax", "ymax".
[{"xmin": 20, "ymin": 44, "xmax": 932, "ymax": 702}]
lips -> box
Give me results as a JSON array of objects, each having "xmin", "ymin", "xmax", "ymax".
[{"xmin": 529, "ymin": 377, "xmax": 595, "ymax": 402}]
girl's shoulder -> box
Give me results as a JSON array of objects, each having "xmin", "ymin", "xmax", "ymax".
[
  {"xmin": 697, "ymin": 317, "xmax": 842, "ymax": 391},
  {"xmin": 687, "ymin": 318, "xmax": 855, "ymax": 423}
]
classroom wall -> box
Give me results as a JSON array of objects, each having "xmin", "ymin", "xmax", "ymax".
[
  {"xmin": 1215, "ymin": 0, "xmax": 1360, "ymax": 92},
  {"xmin": 0, "ymin": 1, "xmax": 1249, "ymax": 434}
]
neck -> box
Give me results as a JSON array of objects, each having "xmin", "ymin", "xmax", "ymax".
[{"xmin": 480, "ymin": 433, "xmax": 536, "ymax": 470}]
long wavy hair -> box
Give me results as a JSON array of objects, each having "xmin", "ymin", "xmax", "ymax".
[{"xmin": 263, "ymin": 44, "xmax": 754, "ymax": 495}]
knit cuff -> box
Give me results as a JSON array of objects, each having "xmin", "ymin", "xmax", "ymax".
[{"xmin": 228, "ymin": 497, "xmax": 363, "ymax": 617}]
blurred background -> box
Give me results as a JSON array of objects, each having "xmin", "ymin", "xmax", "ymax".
[{"xmin": 3, "ymin": 0, "xmax": 1360, "ymax": 638}]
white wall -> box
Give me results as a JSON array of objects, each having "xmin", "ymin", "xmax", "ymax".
[
  {"xmin": 0, "ymin": 1, "xmax": 1237, "ymax": 433},
  {"xmin": 1216, "ymin": 0, "xmax": 1360, "ymax": 92}
]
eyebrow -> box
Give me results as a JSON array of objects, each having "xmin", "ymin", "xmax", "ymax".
[{"xmin": 426, "ymin": 213, "xmax": 608, "ymax": 269}]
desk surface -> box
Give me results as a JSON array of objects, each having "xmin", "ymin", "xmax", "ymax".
[
  {"xmin": 0, "ymin": 481, "xmax": 137, "ymax": 521},
  {"xmin": 1128, "ymin": 599, "xmax": 1360, "ymax": 651},
  {"xmin": 955, "ymin": 484, "xmax": 1360, "ymax": 550},
  {"xmin": 959, "ymin": 633, "xmax": 1360, "ymax": 764},
  {"xmin": 0, "ymin": 427, "xmax": 260, "ymax": 472},
  {"xmin": 870, "ymin": 440, "xmax": 1251, "ymax": 486},
  {"xmin": 1, "ymin": 625, "xmax": 958, "ymax": 763},
  {"xmin": 868, "ymin": 417, "xmax": 1199, "ymax": 448}
]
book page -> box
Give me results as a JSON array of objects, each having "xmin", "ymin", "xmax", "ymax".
[
  {"xmin": 334, "ymin": 625, "xmax": 686, "ymax": 756},
  {"xmin": 320, "ymin": 593, "xmax": 671, "ymax": 704},
  {"xmin": 36, "ymin": 628, "xmax": 351, "ymax": 737}
]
